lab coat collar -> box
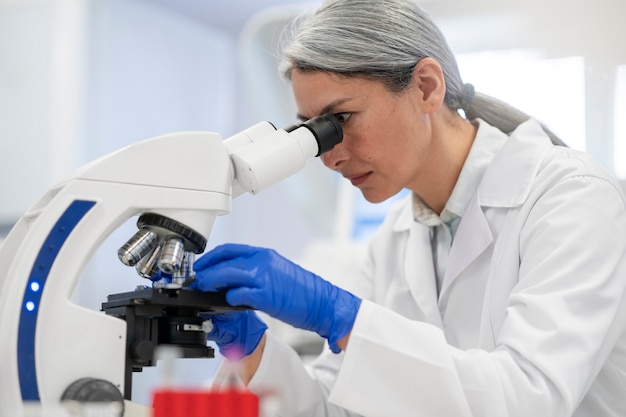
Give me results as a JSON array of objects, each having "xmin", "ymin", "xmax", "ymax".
[
  {"xmin": 392, "ymin": 193, "xmax": 417, "ymax": 232},
  {"xmin": 439, "ymin": 118, "xmax": 554, "ymax": 299},
  {"xmin": 404, "ymin": 221, "xmax": 444, "ymax": 327},
  {"xmin": 477, "ymin": 118, "xmax": 553, "ymax": 208},
  {"xmin": 389, "ymin": 119, "xmax": 554, "ymax": 303},
  {"xmin": 391, "ymin": 118, "xmax": 553, "ymax": 232}
]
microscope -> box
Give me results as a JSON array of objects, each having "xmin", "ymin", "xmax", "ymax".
[{"xmin": 0, "ymin": 114, "xmax": 342, "ymax": 416}]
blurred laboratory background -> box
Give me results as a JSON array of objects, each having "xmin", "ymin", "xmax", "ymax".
[{"xmin": 1, "ymin": 0, "xmax": 625, "ymax": 405}]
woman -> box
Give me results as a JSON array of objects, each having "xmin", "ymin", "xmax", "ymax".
[{"xmin": 190, "ymin": 0, "xmax": 626, "ymax": 416}]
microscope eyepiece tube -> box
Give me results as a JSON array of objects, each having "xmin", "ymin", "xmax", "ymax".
[
  {"xmin": 158, "ymin": 236, "xmax": 186, "ymax": 274},
  {"xmin": 117, "ymin": 227, "xmax": 159, "ymax": 267}
]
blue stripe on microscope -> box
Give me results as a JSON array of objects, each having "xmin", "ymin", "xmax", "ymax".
[{"xmin": 17, "ymin": 199, "xmax": 96, "ymax": 401}]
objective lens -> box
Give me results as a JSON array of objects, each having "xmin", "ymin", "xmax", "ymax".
[
  {"xmin": 117, "ymin": 227, "xmax": 159, "ymax": 267},
  {"xmin": 158, "ymin": 236, "xmax": 185, "ymax": 274},
  {"xmin": 135, "ymin": 245, "xmax": 162, "ymax": 279},
  {"xmin": 172, "ymin": 251, "xmax": 195, "ymax": 286}
]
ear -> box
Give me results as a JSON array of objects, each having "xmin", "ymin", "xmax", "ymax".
[{"xmin": 411, "ymin": 57, "xmax": 446, "ymax": 112}]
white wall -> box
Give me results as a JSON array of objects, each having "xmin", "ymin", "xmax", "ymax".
[{"xmin": 0, "ymin": 1, "xmax": 62, "ymax": 222}]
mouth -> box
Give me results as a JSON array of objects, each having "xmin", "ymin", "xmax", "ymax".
[{"xmin": 346, "ymin": 172, "xmax": 372, "ymax": 187}]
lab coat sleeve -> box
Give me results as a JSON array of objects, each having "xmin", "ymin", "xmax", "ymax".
[
  {"xmin": 496, "ymin": 173, "xmax": 626, "ymax": 415},
  {"xmin": 330, "ymin": 300, "xmax": 474, "ymax": 416},
  {"xmin": 245, "ymin": 235, "xmax": 377, "ymax": 416},
  {"xmin": 330, "ymin": 171, "xmax": 626, "ymax": 416},
  {"xmin": 247, "ymin": 332, "xmax": 360, "ymax": 417}
]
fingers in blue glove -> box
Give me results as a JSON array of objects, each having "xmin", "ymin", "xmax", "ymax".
[
  {"xmin": 150, "ymin": 270, "xmax": 173, "ymax": 289},
  {"xmin": 204, "ymin": 310, "xmax": 267, "ymax": 360},
  {"xmin": 194, "ymin": 243, "xmax": 255, "ymax": 270},
  {"xmin": 191, "ymin": 259, "xmax": 258, "ymax": 292},
  {"xmin": 193, "ymin": 243, "xmax": 361, "ymax": 354}
]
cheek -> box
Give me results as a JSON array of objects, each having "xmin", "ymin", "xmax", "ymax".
[{"xmin": 373, "ymin": 130, "xmax": 421, "ymax": 178}]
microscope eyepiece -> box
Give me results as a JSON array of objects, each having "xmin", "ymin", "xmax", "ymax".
[{"xmin": 287, "ymin": 114, "xmax": 344, "ymax": 157}]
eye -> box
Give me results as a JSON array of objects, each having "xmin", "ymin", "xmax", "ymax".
[{"xmin": 333, "ymin": 112, "xmax": 351, "ymax": 124}]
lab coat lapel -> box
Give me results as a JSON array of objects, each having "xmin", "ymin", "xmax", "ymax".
[
  {"xmin": 404, "ymin": 221, "xmax": 443, "ymax": 327},
  {"xmin": 438, "ymin": 118, "xmax": 553, "ymax": 303},
  {"xmin": 439, "ymin": 192, "xmax": 493, "ymax": 301}
]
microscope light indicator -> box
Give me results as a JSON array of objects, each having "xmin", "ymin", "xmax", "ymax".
[{"xmin": 24, "ymin": 282, "xmax": 41, "ymax": 312}]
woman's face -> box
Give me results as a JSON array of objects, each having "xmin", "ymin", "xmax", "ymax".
[{"xmin": 291, "ymin": 69, "xmax": 434, "ymax": 203}]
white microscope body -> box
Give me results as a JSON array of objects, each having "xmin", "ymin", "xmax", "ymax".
[{"xmin": 0, "ymin": 115, "xmax": 341, "ymax": 416}]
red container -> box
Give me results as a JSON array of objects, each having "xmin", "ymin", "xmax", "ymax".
[{"xmin": 152, "ymin": 388, "xmax": 259, "ymax": 417}]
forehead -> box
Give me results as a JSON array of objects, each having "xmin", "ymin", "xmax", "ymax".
[{"xmin": 291, "ymin": 70, "xmax": 380, "ymax": 118}]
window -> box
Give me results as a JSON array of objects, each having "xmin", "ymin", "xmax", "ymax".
[{"xmin": 456, "ymin": 49, "xmax": 586, "ymax": 151}]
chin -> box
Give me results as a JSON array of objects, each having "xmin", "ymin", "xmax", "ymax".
[{"xmin": 360, "ymin": 190, "xmax": 392, "ymax": 204}]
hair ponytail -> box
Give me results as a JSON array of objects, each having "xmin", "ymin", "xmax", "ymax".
[{"xmin": 465, "ymin": 92, "xmax": 566, "ymax": 145}]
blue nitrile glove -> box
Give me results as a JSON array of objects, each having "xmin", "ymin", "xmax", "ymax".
[
  {"xmin": 149, "ymin": 270, "xmax": 171, "ymax": 285},
  {"xmin": 190, "ymin": 243, "xmax": 362, "ymax": 353},
  {"xmin": 150, "ymin": 271, "xmax": 267, "ymax": 359},
  {"xmin": 203, "ymin": 311, "xmax": 268, "ymax": 360}
]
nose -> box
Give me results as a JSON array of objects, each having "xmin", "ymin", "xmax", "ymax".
[{"xmin": 320, "ymin": 140, "xmax": 349, "ymax": 170}]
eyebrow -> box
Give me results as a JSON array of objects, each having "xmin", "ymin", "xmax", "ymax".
[{"xmin": 296, "ymin": 97, "xmax": 354, "ymax": 122}]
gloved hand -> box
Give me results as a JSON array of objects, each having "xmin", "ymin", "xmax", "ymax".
[
  {"xmin": 203, "ymin": 311, "xmax": 268, "ymax": 360},
  {"xmin": 148, "ymin": 270, "xmax": 171, "ymax": 285},
  {"xmin": 150, "ymin": 271, "xmax": 268, "ymax": 359},
  {"xmin": 190, "ymin": 243, "xmax": 362, "ymax": 353}
]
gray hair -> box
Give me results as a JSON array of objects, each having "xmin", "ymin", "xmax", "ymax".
[{"xmin": 279, "ymin": 0, "xmax": 565, "ymax": 145}]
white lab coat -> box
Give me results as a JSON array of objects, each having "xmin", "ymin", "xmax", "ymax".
[{"xmin": 247, "ymin": 119, "xmax": 626, "ymax": 417}]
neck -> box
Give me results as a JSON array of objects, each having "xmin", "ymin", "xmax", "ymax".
[{"xmin": 412, "ymin": 111, "xmax": 476, "ymax": 214}]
